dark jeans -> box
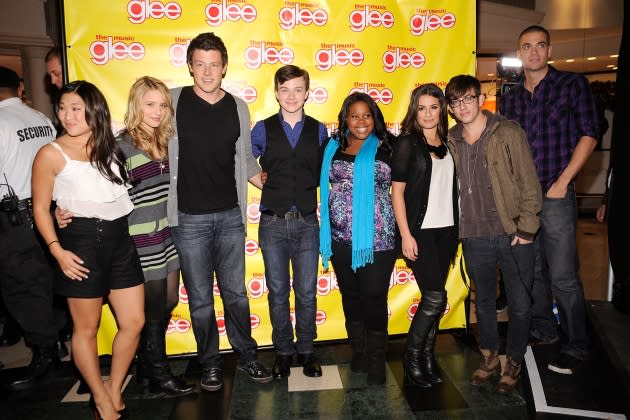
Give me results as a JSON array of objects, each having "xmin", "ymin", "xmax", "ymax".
[
  {"xmin": 532, "ymin": 185, "xmax": 589, "ymax": 360},
  {"xmin": 172, "ymin": 208, "xmax": 257, "ymax": 368},
  {"xmin": 258, "ymin": 211, "xmax": 319, "ymax": 355},
  {"xmin": 462, "ymin": 234, "xmax": 534, "ymax": 362},
  {"xmin": 0, "ymin": 211, "xmax": 60, "ymax": 347},
  {"xmin": 330, "ymin": 241, "xmax": 396, "ymax": 332}
]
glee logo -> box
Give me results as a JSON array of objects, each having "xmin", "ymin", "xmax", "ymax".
[
  {"xmin": 349, "ymin": 6, "xmax": 394, "ymax": 32},
  {"xmin": 178, "ymin": 282, "xmax": 188, "ymax": 304},
  {"xmin": 246, "ymin": 202, "xmax": 261, "ymax": 223},
  {"xmin": 410, "ymin": 11, "xmax": 456, "ymax": 36},
  {"xmin": 217, "ymin": 315, "xmax": 226, "ymax": 335},
  {"xmin": 247, "ymin": 276, "xmax": 268, "ymax": 299},
  {"xmin": 166, "ymin": 318, "xmax": 191, "ymax": 334},
  {"xmin": 407, "ymin": 302, "xmax": 418, "ymax": 321},
  {"xmin": 383, "ymin": 48, "xmax": 425, "ymax": 73},
  {"xmin": 279, "ymin": 4, "xmax": 328, "ymax": 30},
  {"xmin": 245, "ymin": 43, "xmax": 294, "ymax": 69},
  {"xmin": 90, "ymin": 37, "xmax": 145, "ymax": 65},
  {"xmin": 250, "ymin": 314, "xmax": 261, "ymax": 329},
  {"xmin": 305, "ymin": 87, "xmax": 328, "ymax": 104},
  {"xmin": 317, "ymin": 271, "xmax": 339, "ymax": 296},
  {"xmin": 168, "ymin": 41, "xmax": 190, "ymax": 67},
  {"xmin": 205, "ymin": 0, "xmax": 257, "ymax": 26},
  {"xmin": 315, "ymin": 310, "xmax": 327, "ymax": 325},
  {"xmin": 349, "ymin": 84, "xmax": 393, "ymax": 105},
  {"xmin": 315, "ymin": 46, "xmax": 364, "ymax": 71},
  {"xmin": 389, "ymin": 266, "xmax": 414, "ymax": 289},
  {"xmin": 127, "ymin": 0, "xmax": 182, "ymax": 24},
  {"xmin": 224, "ymin": 85, "xmax": 258, "ymax": 103},
  {"xmin": 245, "ymin": 239, "xmax": 259, "ymax": 256}
]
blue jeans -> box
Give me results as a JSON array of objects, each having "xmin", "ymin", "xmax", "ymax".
[
  {"xmin": 531, "ymin": 185, "xmax": 589, "ymax": 360},
  {"xmin": 258, "ymin": 212, "xmax": 319, "ymax": 355},
  {"xmin": 462, "ymin": 235, "xmax": 534, "ymax": 363},
  {"xmin": 172, "ymin": 207, "xmax": 257, "ymax": 368}
]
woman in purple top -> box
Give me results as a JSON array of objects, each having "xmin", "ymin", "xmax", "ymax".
[{"xmin": 319, "ymin": 92, "xmax": 396, "ymax": 385}]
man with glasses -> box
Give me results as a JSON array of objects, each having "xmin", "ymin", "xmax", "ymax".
[
  {"xmin": 445, "ymin": 74, "xmax": 542, "ymax": 394},
  {"xmin": 500, "ymin": 25, "xmax": 600, "ymax": 375}
]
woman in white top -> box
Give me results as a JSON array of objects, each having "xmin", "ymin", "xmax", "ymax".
[
  {"xmin": 391, "ymin": 83, "xmax": 459, "ymax": 388},
  {"xmin": 32, "ymin": 80, "xmax": 144, "ymax": 420}
]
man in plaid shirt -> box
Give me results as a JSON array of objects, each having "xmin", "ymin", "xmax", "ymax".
[{"xmin": 500, "ymin": 24, "xmax": 601, "ymax": 375}]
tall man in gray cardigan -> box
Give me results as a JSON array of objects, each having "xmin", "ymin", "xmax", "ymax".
[{"xmin": 167, "ymin": 32, "xmax": 270, "ymax": 392}]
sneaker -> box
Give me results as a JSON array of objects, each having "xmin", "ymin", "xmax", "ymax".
[
  {"xmin": 547, "ymin": 353, "xmax": 581, "ymax": 375},
  {"xmin": 237, "ymin": 360, "xmax": 272, "ymax": 383},
  {"xmin": 201, "ymin": 367, "xmax": 223, "ymax": 391}
]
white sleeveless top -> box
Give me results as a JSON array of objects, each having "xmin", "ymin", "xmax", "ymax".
[
  {"xmin": 51, "ymin": 142, "xmax": 134, "ymax": 220},
  {"xmin": 421, "ymin": 151, "xmax": 455, "ymax": 229}
]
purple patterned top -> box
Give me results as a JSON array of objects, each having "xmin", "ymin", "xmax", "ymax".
[{"xmin": 328, "ymin": 148, "xmax": 395, "ymax": 251}]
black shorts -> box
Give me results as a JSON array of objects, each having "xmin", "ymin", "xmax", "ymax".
[{"xmin": 55, "ymin": 216, "xmax": 143, "ymax": 298}]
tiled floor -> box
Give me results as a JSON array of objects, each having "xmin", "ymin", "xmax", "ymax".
[{"xmin": 2, "ymin": 216, "xmax": 628, "ymax": 420}]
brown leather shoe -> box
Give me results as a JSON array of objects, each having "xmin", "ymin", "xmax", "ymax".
[
  {"xmin": 470, "ymin": 349, "xmax": 500, "ymax": 385},
  {"xmin": 497, "ymin": 356, "xmax": 522, "ymax": 394}
]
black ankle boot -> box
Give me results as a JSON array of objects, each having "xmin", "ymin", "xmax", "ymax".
[
  {"xmin": 8, "ymin": 345, "xmax": 59, "ymax": 390},
  {"xmin": 140, "ymin": 320, "xmax": 194, "ymax": 396},
  {"xmin": 345, "ymin": 320, "xmax": 367, "ymax": 373},
  {"xmin": 366, "ymin": 330, "xmax": 388, "ymax": 385}
]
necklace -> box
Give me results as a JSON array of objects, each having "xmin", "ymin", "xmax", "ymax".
[{"xmin": 466, "ymin": 141, "xmax": 480, "ymax": 194}]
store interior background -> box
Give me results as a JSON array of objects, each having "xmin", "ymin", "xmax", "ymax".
[{"xmin": 0, "ymin": 0, "xmax": 622, "ymax": 211}]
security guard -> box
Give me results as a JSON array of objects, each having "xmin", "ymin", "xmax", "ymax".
[{"xmin": 0, "ymin": 66, "xmax": 63, "ymax": 389}]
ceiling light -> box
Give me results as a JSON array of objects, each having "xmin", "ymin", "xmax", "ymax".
[
  {"xmin": 547, "ymin": 60, "xmax": 554, "ymax": 64},
  {"xmin": 607, "ymin": 64, "xmax": 615, "ymax": 68},
  {"xmin": 565, "ymin": 59, "xmax": 575, "ymax": 63},
  {"xmin": 500, "ymin": 57, "xmax": 522, "ymax": 67},
  {"xmin": 610, "ymin": 54, "xmax": 619, "ymax": 58},
  {"xmin": 587, "ymin": 57, "xmax": 596, "ymax": 61},
  {"xmin": 487, "ymin": 73, "xmax": 495, "ymax": 77}
]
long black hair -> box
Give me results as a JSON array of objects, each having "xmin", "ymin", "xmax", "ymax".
[
  {"xmin": 58, "ymin": 80, "xmax": 129, "ymax": 185},
  {"xmin": 334, "ymin": 92, "xmax": 395, "ymax": 153}
]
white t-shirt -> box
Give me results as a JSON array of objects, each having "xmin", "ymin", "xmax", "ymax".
[{"xmin": 0, "ymin": 97, "xmax": 56, "ymax": 200}]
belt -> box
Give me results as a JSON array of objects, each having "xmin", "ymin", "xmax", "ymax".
[{"xmin": 261, "ymin": 209, "xmax": 315, "ymax": 219}]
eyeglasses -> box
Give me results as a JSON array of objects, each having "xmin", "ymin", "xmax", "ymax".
[{"xmin": 449, "ymin": 95, "xmax": 478, "ymax": 108}]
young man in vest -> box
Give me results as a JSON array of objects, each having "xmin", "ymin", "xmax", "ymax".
[{"xmin": 251, "ymin": 65, "xmax": 329, "ymax": 379}]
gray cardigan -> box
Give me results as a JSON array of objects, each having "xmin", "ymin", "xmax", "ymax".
[{"xmin": 167, "ymin": 87, "xmax": 261, "ymax": 227}]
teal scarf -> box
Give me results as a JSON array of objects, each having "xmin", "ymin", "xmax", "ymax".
[{"xmin": 319, "ymin": 133, "xmax": 378, "ymax": 271}]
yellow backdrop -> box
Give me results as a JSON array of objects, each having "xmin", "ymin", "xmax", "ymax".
[{"xmin": 60, "ymin": 0, "xmax": 475, "ymax": 356}]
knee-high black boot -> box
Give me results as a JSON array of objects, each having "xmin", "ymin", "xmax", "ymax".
[
  {"xmin": 345, "ymin": 320, "xmax": 367, "ymax": 373},
  {"xmin": 404, "ymin": 290, "xmax": 446, "ymax": 387},
  {"xmin": 138, "ymin": 320, "xmax": 194, "ymax": 396}
]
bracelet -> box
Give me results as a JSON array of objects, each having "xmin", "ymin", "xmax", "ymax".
[{"xmin": 47, "ymin": 240, "xmax": 59, "ymax": 247}]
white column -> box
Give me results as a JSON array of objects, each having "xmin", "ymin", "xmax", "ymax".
[{"xmin": 21, "ymin": 45, "xmax": 54, "ymax": 120}]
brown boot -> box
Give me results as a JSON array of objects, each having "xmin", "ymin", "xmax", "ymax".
[
  {"xmin": 470, "ymin": 349, "xmax": 500, "ymax": 385},
  {"xmin": 497, "ymin": 356, "xmax": 522, "ymax": 394}
]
